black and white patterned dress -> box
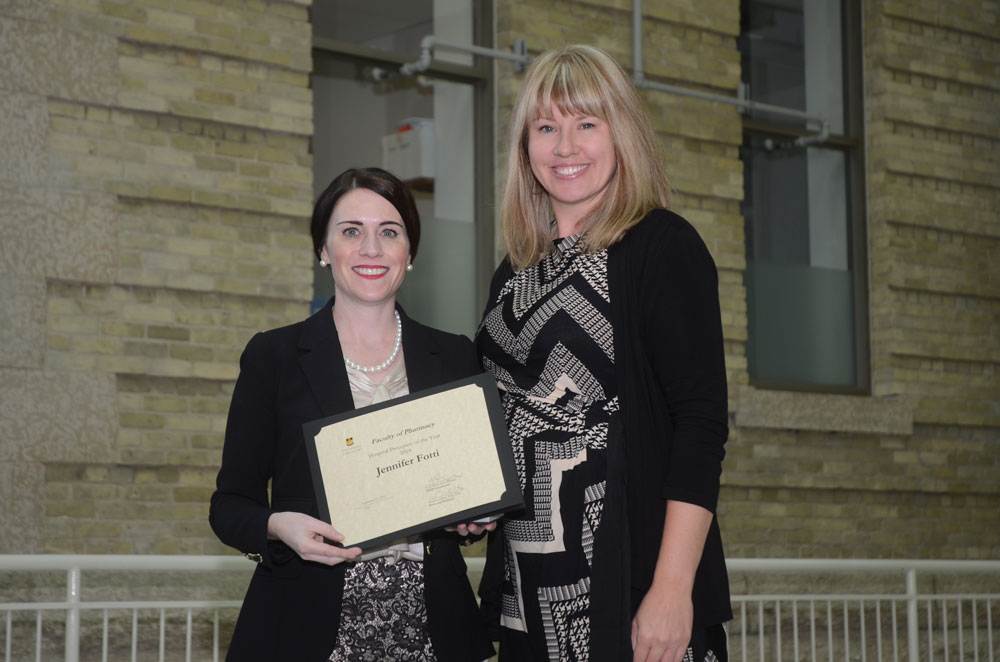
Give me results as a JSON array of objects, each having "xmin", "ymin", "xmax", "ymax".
[{"xmin": 478, "ymin": 235, "xmax": 617, "ymax": 660}]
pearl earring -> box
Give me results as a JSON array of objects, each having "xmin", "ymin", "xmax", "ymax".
[
  {"xmin": 319, "ymin": 259, "xmax": 327, "ymax": 267},
  {"xmin": 406, "ymin": 264, "xmax": 413, "ymax": 272}
]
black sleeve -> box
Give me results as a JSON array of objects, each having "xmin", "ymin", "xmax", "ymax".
[
  {"xmin": 456, "ymin": 333, "xmax": 482, "ymax": 378},
  {"xmin": 209, "ymin": 332, "xmax": 280, "ymax": 564},
  {"xmin": 475, "ymin": 257, "xmax": 514, "ymax": 360},
  {"xmin": 641, "ymin": 216, "xmax": 729, "ymax": 513},
  {"xmin": 483, "ymin": 258, "xmax": 513, "ymax": 319}
]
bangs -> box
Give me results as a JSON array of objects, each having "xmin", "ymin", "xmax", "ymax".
[{"xmin": 529, "ymin": 56, "xmax": 608, "ymax": 121}]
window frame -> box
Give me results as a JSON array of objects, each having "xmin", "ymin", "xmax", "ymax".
[{"xmin": 740, "ymin": 0, "xmax": 870, "ymax": 394}]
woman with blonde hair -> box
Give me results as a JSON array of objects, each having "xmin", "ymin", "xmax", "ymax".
[{"xmin": 477, "ymin": 45, "xmax": 732, "ymax": 661}]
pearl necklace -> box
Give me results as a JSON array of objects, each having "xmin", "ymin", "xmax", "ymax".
[{"xmin": 343, "ymin": 311, "xmax": 402, "ymax": 373}]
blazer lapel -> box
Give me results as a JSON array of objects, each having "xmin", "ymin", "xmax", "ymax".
[
  {"xmin": 399, "ymin": 307, "xmax": 442, "ymax": 393},
  {"xmin": 298, "ymin": 298, "xmax": 354, "ymax": 418},
  {"xmin": 299, "ymin": 301, "xmax": 443, "ymax": 411}
]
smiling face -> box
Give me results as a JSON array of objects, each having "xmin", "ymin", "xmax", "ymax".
[
  {"xmin": 319, "ymin": 187, "xmax": 410, "ymax": 309},
  {"xmin": 527, "ymin": 106, "xmax": 617, "ymax": 236}
]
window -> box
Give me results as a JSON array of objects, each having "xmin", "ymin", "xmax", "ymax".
[
  {"xmin": 740, "ymin": 0, "xmax": 868, "ymax": 391},
  {"xmin": 310, "ymin": 0, "xmax": 494, "ymax": 337}
]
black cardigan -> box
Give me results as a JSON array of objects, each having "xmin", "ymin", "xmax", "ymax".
[
  {"xmin": 210, "ymin": 299, "xmax": 495, "ymax": 662},
  {"xmin": 479, "ymin": 209, "xmax": 732, "ymax": 658}
]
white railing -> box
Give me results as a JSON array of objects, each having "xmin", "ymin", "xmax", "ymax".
[
  {"xmin": 725, "ymin": 559, "xmax": 1000, "ymax": 662},
  {"xmin": 1, "ymin": 556, "xmax": 998, "ymax": 662},
  {"xmin": 0, "ymin": 555, "xmax": 249, "ymax": 662}
]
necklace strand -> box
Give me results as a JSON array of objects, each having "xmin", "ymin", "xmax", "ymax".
[{"xmin": 343, "ymin": 310, "xmax": 402, "ymax": 373}]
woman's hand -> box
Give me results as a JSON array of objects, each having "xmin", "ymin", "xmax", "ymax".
[
  {"xmin": 266, "ymin": 512, "xmax": 362, "ymax": 566},
  {"xmin": 632, "ymin": 500, "xmax": 713, "ymax": 661},
  {"xmin": 630, "ymin": 583, "xmax": 693, "ymax": 662},
  {"xmin": 444, "ymin": 520, "xmax": 497, "ymax": 537}
]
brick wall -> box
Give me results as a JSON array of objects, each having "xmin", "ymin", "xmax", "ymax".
[
  {"xmin": 858, "ymin": 0, "xmax": 999, "ymax": 557},
  {"xmin": 0, "ymin": 0, "xmax": 313, "ymax": 554},
  {"xmin": 494, "ymin": 0, "xmax": 999, "ymax": 560}
]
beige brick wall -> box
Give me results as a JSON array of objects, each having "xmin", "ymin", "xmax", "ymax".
[
  {"xmin": 0, "ymin": 0, "xmax": 313, "ymax": 555},
  {"xmin": 854, "ymin": 0, "xmax": 999, "ymax": 559},
  {"xmin": 0, "ymin": 0, "xmax": 996, "ymax": 563},
  {"xmin": 494, "ymin": 0, "xmax": 999, "ymax": 560}
]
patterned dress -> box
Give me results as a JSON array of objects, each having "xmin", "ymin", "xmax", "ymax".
[
  {"xmin": 479, "ymin": 234, "xmax": 725, "ymax": 662},
  {"xmin": 478, "ymin": 235, "xmax": 617, "ymax": 661}
]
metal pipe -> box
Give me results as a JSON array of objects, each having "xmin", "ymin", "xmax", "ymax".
[
  {"xmin": 393, "ymin": 10, "xmax": 830, "ymax": 144},
  {"xmin": 632, "ymin": 62, "xmax": 830, "ymax": 145},
  {"xmin": 3, "ymin": 555, "xmax": 999, "ymax": 573},
  {"xmin": 399, "ymin": 35, "xmax": 434, "ymax": 75},
  {"xmin": 795, "ymin": 120, "xmax": 831, "ymax": 147},
  {"xmin": 906, "ymin": 569, "xmax": 919, "ymax": 662},
  {"xmin": 0, "ymin": 555, "xmax": 250, "ymax": 572},
  {"xmin": 65, "ymin": 567, "xmax": 80, "ymax": 662},
  {"xmin": 400, "ymin": 35, "xmax": 530, "ymax": 77},
  {"xmin": 633, "ymin": 0, "xmax": 644, "ymax": 84},
  {"xmin": 628, "ymin": 0, "xmax": 828, "ymax": 143},
  {"xmin": 434, "ymin": 38, "xmax": 531, "ymax": 65},
  {"xmin": 637, "ymin": 76, "xmax": 822, "ymax": 123}
]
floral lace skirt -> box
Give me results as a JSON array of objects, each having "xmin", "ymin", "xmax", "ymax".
[{"xmin": 329, "ymin": 557, "xmax": 435, "ymax": 662}]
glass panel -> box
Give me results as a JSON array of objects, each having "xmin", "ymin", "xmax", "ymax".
[
  {"xmin": 311, "ymin": 1, "xmax": 479, "ymax": 337},
  {"xmin": 743, "ymin": 137, "xmax": 856, "ymax": 386},
  {"xmin": 312, "ymin": 0, "xmax": 432, "ymax": 47},
  {"xmin": 742, "ymin": 0, "xmax": 845, "ymax": 133}
]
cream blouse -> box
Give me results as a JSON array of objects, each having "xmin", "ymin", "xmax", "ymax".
[{"xmin": 345, "ymin": 352, "xmax": 424, "ymax": 563}]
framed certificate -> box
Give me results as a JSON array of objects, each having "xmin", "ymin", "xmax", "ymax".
[{"xmin": 302, "ymin": 372, "xmax": 523, "ymax": 550}]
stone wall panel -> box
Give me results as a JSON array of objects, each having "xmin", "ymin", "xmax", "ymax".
[
  {"xmin": 0, "ymin": 185, "xmax": 117, "ymax": 282},
  {"xmin": 0, "ymin": 17, "xmax": 117, "ymax": 103},
  {"xmin": 0, "ymin": 0, "xmax": 47, "ymax": 20},
  {"xmin": 0, "ymin": 461, "xmax": 44, "ymax": 553},
  {"xmin": 0, "ymin": 93, "xmax": 48, "ymax": 186},
  {"xmin": 0, "ymin": 274, "xmax": 45, "ymax": 369},
  {"xmin": 0, "ymin": 369, "xmax": 117, "ymax": 464}
]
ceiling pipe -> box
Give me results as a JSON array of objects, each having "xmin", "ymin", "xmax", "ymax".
[
  {"xmin": 385, "ymin": 3, "xmax": 832, "ymax": 146},
  {"xmin": 399, "ymin": 35, "xmax": 530, "ymax": 77},
  {"xmin": 633, "ymin": 0, "xmax": 645, "ymax": 85},
  {"xmin": 630, "ymin": 0, "xmax": 830, "ymax": 146}
]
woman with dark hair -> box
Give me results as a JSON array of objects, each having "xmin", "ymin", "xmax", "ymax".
[
  {"xmin": 477, "ymin": 46, "xmax": 732, "ymax": 661},
  {"xmin": 210, "ymin": 167, "xmax": 495, "ymax": 661}
]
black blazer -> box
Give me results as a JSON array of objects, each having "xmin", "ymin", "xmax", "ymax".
[{"xmin": 209, "ymin": 298, "xmax": 495, "ymax": 662}]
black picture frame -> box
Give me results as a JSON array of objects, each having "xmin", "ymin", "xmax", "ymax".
[{"xmin": 302, "ymin": 372, "xmax": 522, "ymax": 550}]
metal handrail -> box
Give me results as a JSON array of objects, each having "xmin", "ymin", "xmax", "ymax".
[
  {"xmin": 726, "ymin": 558, "xmax": 1000, "ymax": 573},
  {"xmin": 2, "ymin": 556, "xmax": 998, "ymax": 662},
  {"xmin": 6, "ymin": 553, "xmax": 999, "ymax": 574},
  {"xmin": 0, "ymin": 555, "xmax": 248, "ymax": 572}
]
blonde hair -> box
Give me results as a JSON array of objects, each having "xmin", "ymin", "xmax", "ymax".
[{"xmin": 501, "ymin": 44, "xmax": 670, "ymax": 270}]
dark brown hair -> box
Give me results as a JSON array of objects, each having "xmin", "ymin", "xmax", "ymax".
[{"xmin": 310, "ymin": 167, "xmax": 421, "ymax": 261}]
